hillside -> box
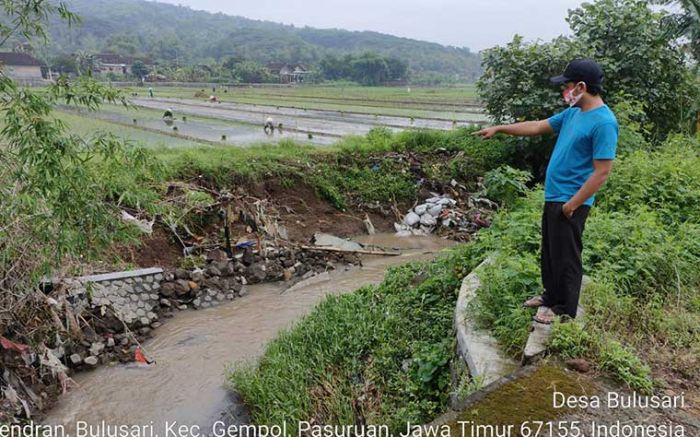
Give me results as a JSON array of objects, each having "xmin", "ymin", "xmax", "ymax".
[{"xmin": 36, "ymin": 0, "xmax": 481, "ymax": 79}]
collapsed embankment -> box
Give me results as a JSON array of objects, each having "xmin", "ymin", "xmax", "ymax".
[{"xmin": 0, "ymin": 127, "xmax": 516, "ymax": 422}]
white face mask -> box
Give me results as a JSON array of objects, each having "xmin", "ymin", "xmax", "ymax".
[{"xmin": 562, "ymin": 82, "xmax": 585, "ymax": 107}]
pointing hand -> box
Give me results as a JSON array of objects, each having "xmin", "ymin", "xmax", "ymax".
[{"xmin": 473, "ymin": 126, "xmax": 499, "ymax": 139}]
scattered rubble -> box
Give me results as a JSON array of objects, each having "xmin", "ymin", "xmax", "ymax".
[{"xmin": 395, "ymin": 193, "xmax": 493, "ymax": 239}]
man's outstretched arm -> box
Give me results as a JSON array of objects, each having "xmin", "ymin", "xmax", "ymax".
[{"xmin": 473, "ymin": 120, "xmax": 554, "ymax": 139}]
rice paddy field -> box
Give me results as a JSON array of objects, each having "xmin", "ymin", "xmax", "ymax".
[{"xmin": 55, "ymin": 84, "xmax": 487, "ymax": 149}]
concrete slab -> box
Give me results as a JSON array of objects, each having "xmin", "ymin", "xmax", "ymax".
[
  {"xmin": 76, "ymin": 267, "xmax": 164, "ymax": 283},
  {"xmin": 454, "ymin": 257, "xmax": 519, "ymax": 386}
]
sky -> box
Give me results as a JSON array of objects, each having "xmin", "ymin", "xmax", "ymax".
[{"xmin": 155, "ymin": 0, "xmax": 587, "ymax": 51}]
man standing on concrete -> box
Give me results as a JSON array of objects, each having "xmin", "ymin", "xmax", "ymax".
[{"xmin": 474, "ymin": 59, "xmax": 619, "ymax": 324}]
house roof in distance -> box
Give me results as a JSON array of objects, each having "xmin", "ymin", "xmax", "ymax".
[
  {"xmin": 95, "ymin": 53, "xmax": 152, "ymax": 65},
  {"xmin": 0, "ymin": 52, "xmax": 42, "ymax": 66}
]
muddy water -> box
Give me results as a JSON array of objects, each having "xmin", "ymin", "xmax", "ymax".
[{"xmin": 43, "ymin": 234, "xmax": 453, "ymax": 432}]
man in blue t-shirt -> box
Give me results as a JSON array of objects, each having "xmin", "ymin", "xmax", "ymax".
[{"xmin": 474, "ymin": 59, "xmax": 618, "ymax": 324}]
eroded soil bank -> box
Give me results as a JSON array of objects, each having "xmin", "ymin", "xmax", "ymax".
[{"xmin": 43, "ymin": 234, "xmax": 453, "ymax": 431}]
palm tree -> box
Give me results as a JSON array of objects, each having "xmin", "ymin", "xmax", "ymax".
[
  {"xmin": 75, "ymin": 51, "xmax": 96, "ymax": 76},
  {"xmin": 654, "ymin": 0, "xmax": 700, "ymax": 61}
]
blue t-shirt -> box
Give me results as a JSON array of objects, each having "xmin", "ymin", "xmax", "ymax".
[{"xmin": 546, "ymin": 105, "xmax": 618, "ymax": 206}]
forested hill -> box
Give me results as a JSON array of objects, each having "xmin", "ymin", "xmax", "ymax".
[{"xmin": 38, "ymin": 0, "xmax": 480, "ymax": 78}]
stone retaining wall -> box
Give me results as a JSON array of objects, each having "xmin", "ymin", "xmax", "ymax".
[{"xmin": 66, "ymin": 268, "xmax": 164, "ymax": 328}]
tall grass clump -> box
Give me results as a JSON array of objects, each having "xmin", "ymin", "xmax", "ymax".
[{"xmin": 230, "ymin": 244, "xmax": 484, "ymax": 432}]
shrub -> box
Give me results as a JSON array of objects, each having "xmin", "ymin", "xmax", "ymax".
[
  {"xmin": 478, "ymin": 0, "xmax": 699, "ymax": 141},
  {"xmin": 481, "ymin": 165, "xmax": 532, "ymax": 207},
  {"xmin": 598, "ymin": 340, "xmax": 654, "ymax": 393},
  {"xmin": 596, "ymin": 135, "xmax": 700, "ymax": 224},
  {"xmin": 549, "ymin": 321, "xmax": 593, "ymax": 359}
]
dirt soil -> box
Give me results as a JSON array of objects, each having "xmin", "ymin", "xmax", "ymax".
[
  {"xmin": 118, "ymin": 227, "xmax": 183, "ymax": 269},
  {"xmin": 121, "ymin": 179, "xmax": 398, "ymax": 269},
  {"xmin": 245, "ymin": 180, "xmax": 396, "ymax": 243}
]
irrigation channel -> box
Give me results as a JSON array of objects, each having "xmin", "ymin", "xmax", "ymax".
[{"xmin": 43, "ymin": 234, "xmax": 454, "ymax": 431}]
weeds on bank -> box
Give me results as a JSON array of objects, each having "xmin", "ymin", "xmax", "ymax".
[
  {"xmin": 470, "ymin": 137, "xmax": 700, "ymax": 393},
  {"xmin": 230, "ymin": 244, "xmax": 485, "ymax": 432}
]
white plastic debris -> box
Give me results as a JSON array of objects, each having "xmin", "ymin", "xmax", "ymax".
[
  {"xmin": 120, "ymin": 211, "xmax": 154, "ymax": 234},
  {"xmin": 438, "ymin": 198, "xmax": 457, "ymax": 206},
  {"xmin": 403, "ymin": 212, "xmax": 421, "ymax": 227},
  {"xmin": 428, "ymin": 204, "xmax": 443, "ymax": 217},
  {"xmin": 420, "ymin": 214, "xmax": 437, "ymax": 227}
]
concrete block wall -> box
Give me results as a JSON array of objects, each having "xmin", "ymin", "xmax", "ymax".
[{"xmin": 66, "ymin": 268, "xmax": 164, "ymax": 327}]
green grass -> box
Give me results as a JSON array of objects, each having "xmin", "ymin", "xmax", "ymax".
[
  {"xmin": 146, "ymin": 127, "xmax": 516, "ymax": 206},
  {"xmin": 229, "ymin": 244, "xmax": 484, "ymax": 432}
]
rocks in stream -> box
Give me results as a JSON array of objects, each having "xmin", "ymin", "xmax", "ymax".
[
  {"xmin": 55, "ymin": 243, "xmax": 361, "ymax": 373},
  {"xmin": 158, "ymin": 246, "xmax": 360, "ymax": 310}
]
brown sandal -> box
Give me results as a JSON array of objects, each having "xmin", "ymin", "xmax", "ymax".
[
  {"xmin": 523, "ymin": 295, "xmax": 545, "ymax": 308},
  {"xmin": 533, "ymin": 306, "xmax": 556, "ymax": 324}
]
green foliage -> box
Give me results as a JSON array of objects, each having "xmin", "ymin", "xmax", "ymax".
[
  {"xmin": 316, "ymin": 161, "xmax": 417, "ymax": 204},
  {"xmin": 481, "ymin": 165, "xmax": 532, "ymax": 207},
  {"xmin": 598, "ymin": 340, "xmax": 654, "ymax": 393},
  {"xmin": 0, "ymin": 4, "xmax": 165, "ymax": 332},
  {"xmin": 610, "ymin": 93, "xmax": 653, "ymax": 154},
  {"xmin": 0, "ymin": 0, "xmax": 78, "ymax": 47},
  {"xmin": 412, "ymin": 340, "xmax": 451, "ymax": 389},
  {"xmin": 568, "ymin": 0, "xmax": 699, "ymax": 137},
  {"xmin": 478, "ymin": 35, "xmax": 577, "ymax": 124},
  {"xmin": 472, "ymin": 253, "xmax": 541, "ymax": 354},
  {"xmin": 230, "ymin": 246, "xmax": 481, "ymax": 431},
  {"xmin": 38, "ymin": 0, "xmax": 481, "ymax": 79},
  {"xmin": 478, "ymin": 0, "xmax": 699, "ymax": 139},
  {"xmin": 596, "ymin": 135, "xmax": 700, "ymax": 224},
  {"xmin": 584, "ymin": 209, "xmax": 700, "ymax": 299},
  {"xmin": 320, "ymin": 52, "xmax": 408, "ymax": 85},
  {"xmin": 653, "ymin": 0, "xmax": 700, "ymax": 62},
  {"xmin": 550, "ymin": 320, "xmax": 654, "ymax": 393},
  {"xmin": 131, "ymin": 60, "xmax": 149, "ymax": 78},
  {"xmin": 229, "ymin": 60, "xmax": 276, "ymax": 84},
  {"xmin": 549, "ymin": 321, "xmax": 593, "ymax": 359}
]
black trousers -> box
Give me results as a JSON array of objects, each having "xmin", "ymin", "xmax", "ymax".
[{"xmin": 541, "ymin": 202, "xmax": 590, "ymax": 318}]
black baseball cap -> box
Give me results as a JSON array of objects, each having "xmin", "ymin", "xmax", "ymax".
[{"xmin": 549, "ymin": 58, "xmax": 604, "ymax": 89}]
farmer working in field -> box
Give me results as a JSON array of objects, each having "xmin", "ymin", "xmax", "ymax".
[
  {"xmin": 474, "ymin": 59, "xmax": 619, "ymax": 324},
  {"xmin": 264, "ymin": 116, "xmax": 275, "ymax": 134}
]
